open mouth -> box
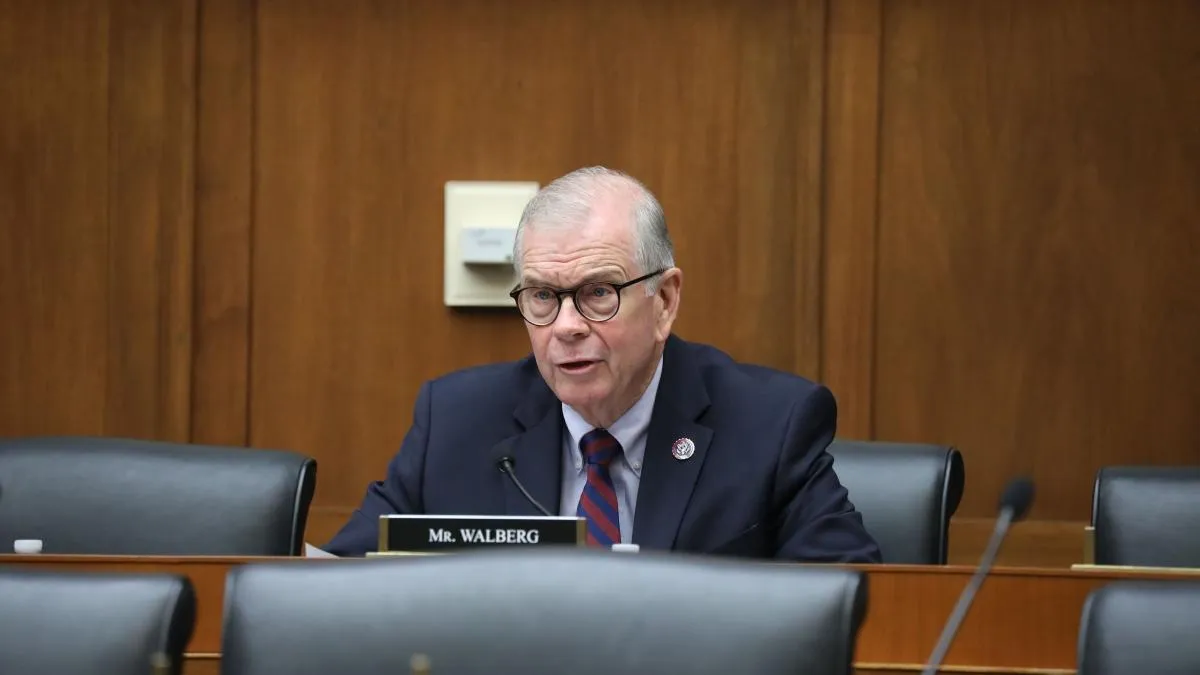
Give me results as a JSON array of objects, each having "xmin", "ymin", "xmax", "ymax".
[{"xmin": 558, "ymin": 360, "xmax": 598, "ymax": 374}]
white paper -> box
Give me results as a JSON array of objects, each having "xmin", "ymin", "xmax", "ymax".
[{"xmin": 304, "ymin": 542, "xmax": 339, "ymax": 558}]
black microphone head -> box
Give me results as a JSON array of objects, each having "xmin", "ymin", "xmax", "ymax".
[
  {"xmin": 999, "ymin": 477, "xmax": 1035, "ymax": 521},
  {"xmin": 490, "ymin": 438, "xmax": 518, "ymax": 473},
  {"xmin": 490, "ymin": 441, "xmax": 553, "ymax": 517}
]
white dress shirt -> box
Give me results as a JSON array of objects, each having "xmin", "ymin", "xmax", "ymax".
[{"xmin": 558, "ymin": 356, "xmax": 664, "ymax": 544}]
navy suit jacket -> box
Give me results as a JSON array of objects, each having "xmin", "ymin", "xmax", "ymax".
[{"xmin": 325, "ymin": 335, "xmax": 881, "ymax": 562}]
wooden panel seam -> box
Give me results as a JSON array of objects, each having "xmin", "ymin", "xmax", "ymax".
[
  {"xmin": 794, "ymin": 0, "xmax": 830, "ymax": 379},
  {"xmin": 819, "ymin": 0, "xmax": 883, "ymax": 439},
  {"xmin": 190, "ymin": 0, "xmax": 257, "ymax": 447},
  {"xmin": 162, "ymin": 0, "xmax": 199, "ymax": 442}
]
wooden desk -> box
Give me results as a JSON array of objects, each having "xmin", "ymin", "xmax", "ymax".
[{"xmin": 1, "ymin": 555, "xmax": 1192, "ymax": 675}]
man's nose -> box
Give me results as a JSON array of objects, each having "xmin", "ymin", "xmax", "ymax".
[{"xmin": 552, "ymin": 297, "xmax": 591, "ymax": 339}]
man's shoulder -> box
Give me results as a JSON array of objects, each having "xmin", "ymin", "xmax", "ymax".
[
  {"xmin": 672, "ymin": 337, "xmax": 836, "ymax": 449},
  {"xmin": 674, "ymin": 337, "xmax": 831, "ymax": 414},
  {"xmin": 679, "ymin": 338, "xmax": 824, "ymax": 395}
]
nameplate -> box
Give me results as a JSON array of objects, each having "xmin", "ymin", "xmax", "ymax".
[{"xmin": 378, "ymin": 515, "xmax": 586, "ymax": 553}]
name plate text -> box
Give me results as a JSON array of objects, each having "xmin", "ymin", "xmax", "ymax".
[{"xmin": 378, "ymin": 514, "xmax": 585, "ymax": 553}]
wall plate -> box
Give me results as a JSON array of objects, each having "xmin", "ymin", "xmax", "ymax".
[{"xmin": 443, "ymin": 180, "xmax": 539, "ymax": 307}]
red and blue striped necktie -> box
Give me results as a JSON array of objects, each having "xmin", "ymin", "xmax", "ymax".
[{"xmin": 577, "ymin": 428, "xmax": 622, "ymax": 547}]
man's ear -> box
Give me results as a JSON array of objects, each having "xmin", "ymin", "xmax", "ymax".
[{"xmin": 654, "ymin": 268, "xmax": 683, "ymax": 340}]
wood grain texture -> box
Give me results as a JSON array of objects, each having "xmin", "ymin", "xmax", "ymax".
[
  {"xmin": 855, "ymin": 669, "xmax": 1067, "ymax": 675},
  {"xmin": 182, "ymin": 659, "xmax": 218, "ymax": 675},
  {"xmin": 791, "ymin": 0, "xmax": 830, "ymax": 380},
  {"xmin": 191, "ymin": 0, "xmax": 255, "ymax": 446},
  {"xmin": 247, "ymin": 0, "xmax": 829, "ymax": 513},
  {"xmin": 948, "ymin": 518, "xmax": 1087, "ymax": 569},
  {"xmin": 304, "ymin": 505, "xmax": 354, "ymax": 547},
  {"xmin": 0, "ymin": 0, "xmax": 111, "ymax": 436},
  {"xmin": 821, "ymin": 0, "xmax": 883, "ymax": 439},
  {"xmin": 105, "ymin": 0, "xmax": 197, "ymax": 442},
  {"xmin": 3, "ymin": 0, "xmax": 1200, "ymax": 564},
  {"xmin": 0, "ymin": 0, "xmax": 196, "ymax": 441},
  {"xmin": 873, "ymin": 0, "xmax": 1200, "ymax": 519}
]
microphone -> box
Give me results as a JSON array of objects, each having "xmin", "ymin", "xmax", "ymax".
[
  {"xmin": 920, "ymin": 477, "xmax": 1035, "ymax": 675},
  {"xmin": 494, "ymin": 453, "xmax": 553, "ymax": 517}
]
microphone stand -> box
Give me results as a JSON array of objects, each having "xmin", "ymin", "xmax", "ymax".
[
  {"xmin": 920, "ymin": 506, "xmax": 1015, "ymax": 675},
  {"xmin": 497, "ymin": 456, "xmax": 553, "ymax": 516},
  {"xmin": 919, "ymin": 476, "xmax": 1033, "ymax": 674}
]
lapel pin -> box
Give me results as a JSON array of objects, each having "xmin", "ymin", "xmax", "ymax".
[{"xmin": 671, "ymin": 437, "xmax": 696, "ymax": 461}]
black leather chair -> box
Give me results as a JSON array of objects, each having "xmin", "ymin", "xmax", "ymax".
[
  {"xmin": 0, "ymin": 568, "xmax": 195, "ymax": 675},
  {"xmin": 1078, "ymin": 580, "xmax": 1200, "ymax": 675},
  {"xmin": 828, "ymin": 439, "xmax": 965, "ymax": 564},
  {"xmin": 222, "ymin": 549, "xmax": 868, "ymax": 675},
  {"xmin": 0, "ymin": 436, "xmax": 316, "ymax": 555},
  {"xmin": 1091, "ymin": 466, "xmax": 1200, "ymax": 567}
]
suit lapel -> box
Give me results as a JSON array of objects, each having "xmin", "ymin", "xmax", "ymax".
[
  {"xmin": 495, "ymin": 376, "xmax": 563, "ymax": 516},
  {"xmin": 632, "ymin": 336, "xmax": 713, "ymax": 550}
]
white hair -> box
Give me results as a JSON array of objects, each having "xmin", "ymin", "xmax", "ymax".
[{"xmin": 512, "ymin": 167, "xmax": 675, "ymax": 293}]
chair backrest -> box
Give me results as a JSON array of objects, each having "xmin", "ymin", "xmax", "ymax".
[
  {"xmin": 1078, "ymin": 580, "xmax": 1200, "ymax": 675},
  {"xmin": 222, "ymin": 549, "xmax": 868, "ymax": 675},
  {"xmin": 828, "ymin": 439, "xmax": 965, "ymax": 564},
  {"xmin": 1092, "ymin": 466, "xmax": 1200, "ymax": 567},
  {"xmin": 0, "ymin": 435, "xmax": 316, "ymax": 555},
  {"xmin": 0, "ymin": 568, "xmax": 195, "ymax": 675}
]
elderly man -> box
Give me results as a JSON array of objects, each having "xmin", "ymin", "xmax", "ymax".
[{"xmin": 325, "ymin": 167, "xmax": 880, "ymax": 562}]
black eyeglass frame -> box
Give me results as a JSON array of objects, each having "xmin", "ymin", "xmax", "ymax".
[{"xmin": 508, "ymin": 269, "xmax": 668, "ymax": 326}]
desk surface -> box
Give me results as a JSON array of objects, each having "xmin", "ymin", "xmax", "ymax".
[{"xmin": 1, "ymin": 555, "xmax": 1194, "ymax": 675}]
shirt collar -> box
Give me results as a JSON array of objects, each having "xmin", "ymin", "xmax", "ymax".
[{"xmin": 562, "ymin": 355, "xmax": 664, "ymax": 476}]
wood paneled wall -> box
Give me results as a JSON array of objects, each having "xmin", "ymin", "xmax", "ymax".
[
  {"xmin": 1, "ymin": 0, "xmax": 197, "ymax": 441},
  {"xmin": 3, "ymin": 0, "xmax": 1198, "ymax": 550},
  {"xmin": 870, "ymin": 0, "xmax": 1200, "ymax": 522},
  {"xmin": 246, "ymin": 0, "xmax": 832, "ymax": 522}
]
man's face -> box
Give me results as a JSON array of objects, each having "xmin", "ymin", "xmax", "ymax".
[{"xmin": 517, "ymin": 201, "xmax": 681, "ymax": 427}]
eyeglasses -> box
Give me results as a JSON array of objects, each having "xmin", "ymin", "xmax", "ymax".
[{"xmin": 509, "ymin": 269, "xmax": 667, "ymax": 326}]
